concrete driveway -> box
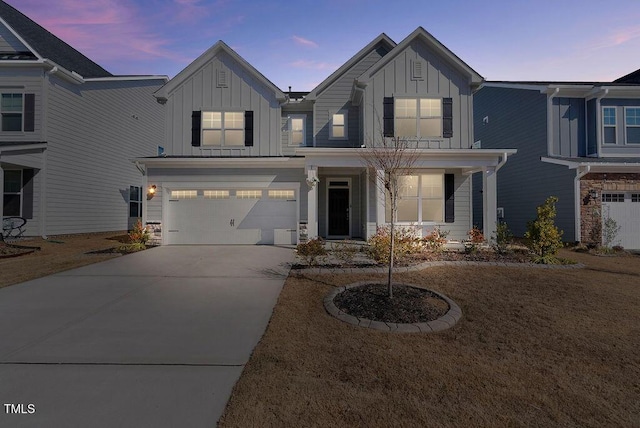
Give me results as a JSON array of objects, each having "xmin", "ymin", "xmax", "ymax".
[{"xmin": 0, "ymin": 245, "xmax": 293, "ymax": 427}]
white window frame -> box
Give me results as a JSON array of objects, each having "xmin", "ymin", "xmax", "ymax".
[
  {"xmin": 288, "ymin": 115, "xmax": 306, "ymax": 146},
  {"xmin": 3, "ymin": 169, "xmax": 22, "ymax": 217},
  {"xmin": 1, "ymin": 93, "xmax": 23, "ymax": 132},
  {"xmin": 395, "ymin": 97, "xmax": 442, "ymax": 139},
  {"xmin": 385, "ymin": 172, "xmax": 444, "ymax": 223},
  {"xmin": 602, "ymin": 106, "xmax": 617, "ymax": 145},
  {"xmin": 129, "ymin": 185, "xmax": 142, "ymax": 218},
  {"xmin": 624, "ymin": 106, "xmax": 640, "ymax": 145},
  {"xmin": 329, "ymin": 111, "xmax": 348, "ymax": 140},
  {"xmin": 201, "ymin": 111, "xmax": 244, "ymax": 147}
]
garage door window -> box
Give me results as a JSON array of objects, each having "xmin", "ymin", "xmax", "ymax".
[
  {"xmin": 268, "ymin": 190, "xmax": 295, "ymax": 199},
  {"xmin": 204, "ymin": 190, "xmax": 230, "ymax": 199},
  {"xmin": 602, "ymin": 193, "xmax": 625, "ymax": 202},
  {"xmin": 236, "ymin": 190, "xmax": 262, "ymax": 199},
  {"xmin": 171, "ymin": 190, "xmax": 197, "ymax": 199}
]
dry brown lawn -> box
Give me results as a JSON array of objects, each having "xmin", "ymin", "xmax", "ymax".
[
  {"xmin": 0, "ymin": 232, "xmax": 126, "ymax": 288},
  {"xmin": 220, "ymin": 249, "xmax": 640, "ymax": 427}
]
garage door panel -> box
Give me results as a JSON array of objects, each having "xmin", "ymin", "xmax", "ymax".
[{"xmin": 603, "ymin": 194, "xmax": 640, "ymax": 250}]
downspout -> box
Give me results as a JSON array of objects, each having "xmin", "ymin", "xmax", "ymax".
[
  {"xmin": 547, "ymin": 88, "xmax": 560, "ymax": 156},
  {"xmin": 574, "ymin": 165, "xmax": 591, "ymax": 243},
  {"xmin": 496, "ymin": 152, "xmax": 510, "ymax": 172},
  {"xmin": 595, "ymin": 89, "xmax": 609, "ymax": 157}
]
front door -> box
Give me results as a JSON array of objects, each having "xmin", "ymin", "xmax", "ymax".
[{"xmin": 328, "ymin": 188, "xmax": 349, "ymax": 236}]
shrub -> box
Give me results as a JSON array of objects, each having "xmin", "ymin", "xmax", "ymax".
[
  {"xmin": 491, "ymin": 222, "xmax": 513, "ymax": 254},
  {"xmin": 366, "ymin": 225, "xmax": 420, "ymax": 264},
  {"xmin": 465, "ymin": 226, "xmax": 485, "ymax": 253},
  {"xmin": 524, "ymin": 196, "xmax": 564, "ymax": 264},
  {"xmin": 118, "ymin": 219, "xmax": 150, "ymax": 253},
  {"xmin": 331, "ymin": 240, "xmax": 359, "ymax": 265},
  {"xmin": 602, "ymin": 216, "xmax": 621, "ymax": 249},
  {"xmin": 422, "ymin": 228, "xmax": 449, "ymax": 252},
  {"xmin": 296, "ymin": 238, "xmax": 327, "ymax": 266}
]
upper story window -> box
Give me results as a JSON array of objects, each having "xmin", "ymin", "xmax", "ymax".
[
  {"xmin": 384, "ymin": 97, "xmax": 452, "ymax": 139},
  {"xmin": 624, "ymin": 107, "xmax": 640, "ymax": 144},
  {"xmin": 603, "ymin": 107, "xmax": 617, "ymax": 144},
  {"xmin": 202, "ymin": 111, "xmax": 244, "ymax": 146},
  {"xmin": 1, "ymin": 93, "xmax": 23, "ymax": 132},
  {"xmin": 289, "ymin": 115, "xmax": 306, "ymax": 146},
  {"xmin": 330, "ymin": 111, "xmax": 347, "ymax": 140}
]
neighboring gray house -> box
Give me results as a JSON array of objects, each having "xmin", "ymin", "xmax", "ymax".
[
  {"xmin": 137, "ymin": 27, "xmax": 515, "ymax": 245},
  {"xmin": 0, "ymin": 1, "xmax": 166, "ymax": 237},
  {"xmin": 473, "ymin": 73, "xmax": 640, "ymax": 249}
]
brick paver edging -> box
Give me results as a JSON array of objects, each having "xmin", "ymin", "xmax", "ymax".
[
  {"xmin": 294, "ymin": 260, "xmax": 585, "ymax": 276},
  {"xmin": 324, "ymin": 281, "xmax": 462, "ymax": 333}
]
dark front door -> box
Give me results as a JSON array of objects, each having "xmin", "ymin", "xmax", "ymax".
[{"xmin": 328, "ymin": 188, "xmax": 349, "ymax": 236}]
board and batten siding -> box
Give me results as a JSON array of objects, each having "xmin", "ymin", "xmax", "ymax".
[
  {"xmin": 44, "ymin": 76, "xmax": 165, "ymax": 235},
  {"xmin": 474, "ymin": 86, "xmax": 576, "ymax": 240},
  {"xmin": 280, "ymin": 109, "xmax": 313, "ymax": 156},
  {"xmin": 164, "ymin": 51, "xmax": 281, "ymax": 157},
  {"xmin": 363, "ymin": 40, "xmax": 473, "ymax": 148},
  {"xmin": 551, "ymin": 97, "xmax": 585, "ymax": 157},
  {"xmin": 314, "ymin": 46, "xmax": 389, "ymax": 148},
  {"xmin": 0, "ymin": 67, "xmax": 44, "ymax": 142}
]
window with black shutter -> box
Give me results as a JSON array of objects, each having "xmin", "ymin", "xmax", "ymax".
[
  {"xmin": 244, "ymin": 111, "xmax": 253, "ymax": 146},
  {"xmin": 191, "ymin": 111, "xmax": 201, "ymax": 147},
  {"xmin": 442, "ymin": 98, "xmax": 453, "ymax": 138},
  {"xmin": 383, "ymin": 97, "xmax": 394, "ymax": 137},
  {"xmin": 444, "ymin": 173, "xmax": 455, "ymax": 223}
]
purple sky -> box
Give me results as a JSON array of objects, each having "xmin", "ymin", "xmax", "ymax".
[{"xmin": 7, "ymin": 0, "xmax": 640, "ymax": 90}]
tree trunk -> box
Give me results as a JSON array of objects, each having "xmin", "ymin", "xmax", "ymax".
[{"xmin": 388, "ymin": 218, "xmax": 394, "ymax": 299}]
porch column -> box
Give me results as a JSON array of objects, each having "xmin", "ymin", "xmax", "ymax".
[
  {"xmin": 306, "ymin": 166, "xmax": 318, "ymax": 238},
  {"xmin": 375, "ymin": 169, "xmax": 385, "ymax": 226},
  {"xmin": 482, "ymin": 167, "xmax": 497, "ymax": 240}
]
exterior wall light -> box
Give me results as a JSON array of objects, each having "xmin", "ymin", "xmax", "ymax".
[{"xmin": 147, "ymin": 185, "xmax": 157, "ymax": 200}]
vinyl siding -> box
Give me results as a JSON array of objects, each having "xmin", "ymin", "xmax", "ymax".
[
  {"xmin": 552, "ymin": 97, "xmax": 585, "ymax": 157},
  {"xmin": 474, "ymin": 86, "xmax": 576, "ymax": 241},
  {"xmin": 164, "ymin": 51, "xmax": 281, "ymax": 157},
  {"xmin": 280, "ymin": 109, "xmax": 313, "ymax": 156},
  {"xmin": 363, "ymin": 39, "xmax": 473, "ymax": 149},
  {"xmin": 44, "ymin": 76, "xmax": 164, "ymax": 235},
  {"xmin": 0, "ymin": 67, "xmax": 43, "ymax": 142}
]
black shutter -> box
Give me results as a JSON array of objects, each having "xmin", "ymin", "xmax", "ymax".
[
  {"xmin": 442, "ymin": 97, "xmax": 453, "ymax": 138},
  {"xmin": 22, "ymin": 169, "xmax": 34, "ymax": 219},
  {"xmin": 444, "ymin": 173, "xmax": 455, "ymax": 223},
  {"xmin": 383, "ymin": 97, "xmax": 394, "ymax": 137},
  {"xmin": 244, "ymin": 111, "xmax": 254, "ymax": 146},
  {"xmin": 191, "ymin": 111, "xmax": 201, "ymax": 147},
  {"xmin": 24, "ymin": 94, "xmax": 35, "ymax": 132}
]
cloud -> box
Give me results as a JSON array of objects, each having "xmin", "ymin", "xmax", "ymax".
[
  {"xmin": 292, "ymin": 35, "xmax": 318, "ymax": 48},
  {"xmin": 289, "ymin": 60, "xmax": 337, "ymax": 71},
  {"xmin": 584, "ymin": 25, "xmax": 640, "ymax": 50}
]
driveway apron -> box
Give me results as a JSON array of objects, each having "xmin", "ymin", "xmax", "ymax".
[{"xmin": 0, "ymin": 245, "xmax": 293, "ymax": 428}]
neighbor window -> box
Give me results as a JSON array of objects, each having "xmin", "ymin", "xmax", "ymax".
[
  {"xmin": 3, "ymin": 170, "xmax": 22, "ymax": 216},
  {"xmin": 330, "ymin": 112, "xmax": 347, "ymax": 139},
  {"xmin": 1, "ymin": 93, "xmax": 22, "ymax": 132},
  {"xmin": 603, "ymin": 107, "xmax": 617, "ymax": 144},
  {"xmin": 395, "ymin": 98, "xmax": 442, "ymax": 138},
  {"xmin": 202, "ymin": 111, "xmax": 244, "ymax": 146},
  {"xmin": 625, "ymin": 107, "xmax": 640, "ymax": 144},
  {"xmin": 289, "ymin": 115, "xmax": 306, "ymax": 146},
  {"xmin": 129, "ymin": 186, "xmax": 142, "ymax": 217},
  {"xmin": 385, "ymin": 173, "xmax": 444, "ymax": 222}
]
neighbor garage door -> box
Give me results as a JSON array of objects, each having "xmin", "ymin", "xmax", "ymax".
[
  {"xmin": 602, "ymin": 192, "xmax": 640, "ymax": 250},
  {"xmin": 166, "ymin": 188, "xmax": 297, "ymax": 245}
]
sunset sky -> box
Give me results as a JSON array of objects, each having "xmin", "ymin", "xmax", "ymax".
[{"xmin": 6, "ymin": 0, "xmax": 640, "ymax": 90}]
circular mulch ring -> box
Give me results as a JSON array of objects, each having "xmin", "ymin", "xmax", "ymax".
[{"xmin": 324, "ymin": 282, "xmax": 462, "ymax": 333}]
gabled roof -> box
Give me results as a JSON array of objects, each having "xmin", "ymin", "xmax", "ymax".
[
  {"xmin": 614, "ymin": 68, "xmax": 640, "ymax": 84},
  {"xmin": 305, "ymin": 33, "xmax": 396, "ymax": 100},
  {"xmin": 0, "ymin": 1, "xmax": 111, "ymax": 78},
  {"xmin": 155, "ymin": 41, "xmax": 285, "ymax": 101},
  {"xmin": 356, "ymin": 27, "xmax": 483, "ymax": 87}
]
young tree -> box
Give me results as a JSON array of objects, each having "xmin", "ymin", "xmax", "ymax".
[
  {"xmin": 360, "ymin": 135, "xmax": 419, "ymax": 298},
  {"xmin": 525, "ymin": 196, "xmax": 564, "ymax": 263}
]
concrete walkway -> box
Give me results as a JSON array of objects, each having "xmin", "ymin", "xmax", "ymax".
[{"xmin": 0, "ymin": 246, "xmax": 293, "ymax": 428}]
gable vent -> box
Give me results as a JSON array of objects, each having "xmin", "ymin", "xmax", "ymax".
[
  {"xmin": 411, "ymin": 60, "xmax": 423, "ymax": 80},
  {"xmin": 216, "ymin": 69, "xmax": 228, "ymax": 88}
]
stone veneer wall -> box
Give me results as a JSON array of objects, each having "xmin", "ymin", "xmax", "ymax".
[{"xmin": 580, "ymin": 173, "xmax": 640, "ymax": 245}]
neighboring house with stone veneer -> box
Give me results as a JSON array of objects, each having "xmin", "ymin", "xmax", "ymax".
[
  {"xmin": 473, "ymin": 72, "xmax": 640, "ymax": 249},
  {"xmin": 0, "ymin": 1, "xmax": 166, "ymax": 237},
  {"xmin": 135, "ymin": 27, "xmax": 515, "ymax": 246}
]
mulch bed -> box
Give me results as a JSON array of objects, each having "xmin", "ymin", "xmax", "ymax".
[
  {"xmin": 333, "ymin": 283, "xmax": 449, "ymax": 323},
  {"xmin": 0, "ymin": 243, "xmax": 39, "ymax": 258}
]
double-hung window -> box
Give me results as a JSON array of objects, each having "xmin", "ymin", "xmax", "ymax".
[
  {"xmin": 1, "ymin": 93, "xmax": 23, "ymax": 132},
  {"xmin": 330, "ymin": 111, "xmax": 347, "ymax": 140},
  {"xmin": 129, "ymin": 186, "xmax": 142, "ymax": 218},
  {"xmin": 395, "ymin": 98, "xmax": 443, "ymax": 138},
  {"xmin": 3, "ymin": 170, "xmax": 22, "ymax": 216},
  {"xmin": 385, "ymin": 173, "xmax": 445, "ymax": 223},
  {"xmin": 202, "ymin": 111, "xmax": 244, "ymax": 146},
  {"xmin": 625, "ymin": 107, "xmax": 640, "ymax": 144},
  {"xmin": 289, "ymin": 115, "xmax": 306, "ymax": 146},
  {"xmin": 603, "ymin": 107, "xmax": 617, "ymax": 144}
]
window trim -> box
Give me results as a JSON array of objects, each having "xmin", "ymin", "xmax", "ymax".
[
  {"xmin": 329, "ymin": 111, "xmax": 348, "ymax": 140},
  {"xmin": 1, "ymin": 92, "xmax": 24, "ymax": 133},
  {"xmin": 602, "ymin": 106, "xmax": 617, "ymax": 145},
  {"xmin": 129, "ymin": 185, "xmax": 142, "ymax": 218},
  {"xmin": 384, "ymin": 171, "xmax": 445, "ymax": 224},
  {"xmin": 288, "ymin": 114, "xmax": 306, "ymax": 146},
  {"xmin": 3, "ymin": 169, "xmax": 22, "ymax": 217},
  {"xmin": 623, "ymin": 106, "xmax": 640, "ymax": 145},
  {"xmin": 394, "ymin": 97, "xmax": 443, "ymax": 139},
  {"xmin": 201, "ymin": 111, "xmax": 245, "ymax": 147}
]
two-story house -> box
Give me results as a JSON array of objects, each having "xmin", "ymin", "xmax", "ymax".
[
  {"xmin": 474, "ymin": 73, "xmax": 640, "ymax": 249},
  {"xmin": 137, "ymin": 27, "xmax": 515, "ymax": 245},
  {"xmin": 0, "ymin": 1, "xmax": 166, "ymax": 237}
]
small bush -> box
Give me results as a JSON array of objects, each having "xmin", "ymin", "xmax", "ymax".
[
  {"xmin": 465, "ymin": 226, "xmax": 485, "ymax": 253},
  {"xmin": 296, "ymin": 238, "xmax": 327, "ymax": 266},
  {"xmin": 491, "ymin": 222, "xmax": 513, "ymax": 254},
  {"xmin": 422, "ymin": 228, "xmax": 449, "ymax": 252},
  {"xmin": 524, "ymin": 196, "xmax": 564, "ymax": 264},
  {"xmin": 332, "ymin": 240, "xmax": 359, "ymax": 265},
  {"xmin": 118, "ymin": 219, "xmax": 150, "ymax": 253},
  {"xmin": 602, "ymin": 216, "xmax": 621, "ymax": 249},
  {"xmin": 366, "ymin": 225, "xmax": 421, "ymax": 264}
]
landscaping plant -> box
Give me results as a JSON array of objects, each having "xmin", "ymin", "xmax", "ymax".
[
  {"xmin": 296, "ymin": 238, "xmax": 327, "ymax": 266},
  {"xmin": 367, "ymin": 225, "xmax": 420, "ymax": 264},
  {"xmin": 491, "ymin": 221, "xmax": 513, "ymax": 254},
  {"xmin": 422, "ymin": 228, "xmax": 449, "ymax": 252},
  {"xmin": 119, "ymin": 219, "xmax": 150, "ymax": 253},
  {"xmin": 602, "ymin": 216, "xmax": 621, "ymax": 251},
  {"xmin": 465, "ymin": 226, "xmax": 485, "ymax": 253},
  {"xmin": 524, "ymin": 196, "xmax": 564, "ymax": 264}
]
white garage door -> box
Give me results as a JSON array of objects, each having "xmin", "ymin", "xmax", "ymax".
[
  {"xmin": 166, "ymin": 188, "xmax": 297, "ymax": 245},
  {"xmin": 602, "ymin": 192, "xmax": 640, "ymax": 250}
]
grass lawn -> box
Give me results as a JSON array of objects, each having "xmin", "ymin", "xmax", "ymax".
[{"xmin": 219, "ymin": 249, "xmax": 640, "ymax": 427}]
